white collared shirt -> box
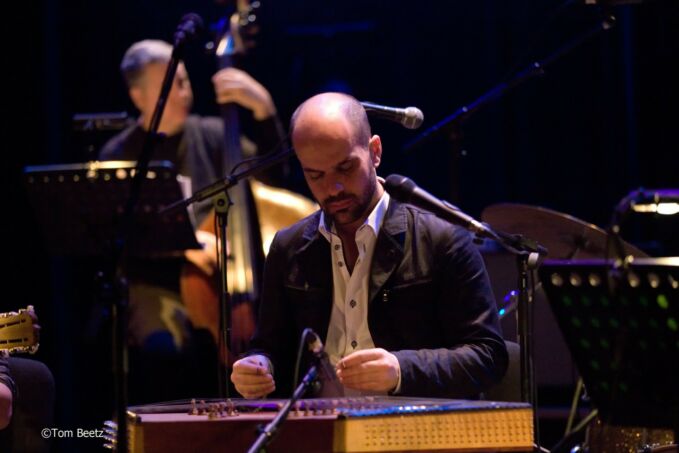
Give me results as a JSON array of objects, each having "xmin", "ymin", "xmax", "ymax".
[{"xmin": 318, "ymin": 191, "xmax": 390, "ymax": 394}]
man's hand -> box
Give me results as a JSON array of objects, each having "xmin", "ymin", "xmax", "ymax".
[
  {"xmin": 212, "ymin": 68, "xmax": 276, "ymax": 120},
  {"xmin": 231, "ymin": 355, "xmax": 276, "ymax": 399},
  {"xmin": 336, "ymin": 348, "xmax": 400, "ymax": 393}
]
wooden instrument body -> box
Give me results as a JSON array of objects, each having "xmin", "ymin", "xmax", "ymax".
[
  {"xmin": 181, "ymin": 182, "xmax": 317, "ymax": 360},
  {"xmin": 125, "ymin": 397, "xmax": 535, "ymax": 453},
  {"xmin": 0, "ymin": 308, "xmax": 39, "ymax": 355},
  {"xmin": 180, "ymin": 3, "xmax": 316, "ymax": 363}
]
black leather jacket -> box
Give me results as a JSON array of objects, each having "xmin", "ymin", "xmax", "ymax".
[{"xmin": 250, "ymin": 199, "xmax": 508, "ymax": 398}]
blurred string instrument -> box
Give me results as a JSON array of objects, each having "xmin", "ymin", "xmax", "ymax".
[
  {"xmin": 180, "ymin": 0, "xmax": 316, "ymax": 364},
  {"xmin": 0, "ymin": 306, "xmax": 39, "ymax": 354}
]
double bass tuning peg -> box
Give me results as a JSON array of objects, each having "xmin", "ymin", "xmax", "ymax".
[{"xmin": 237, "ymin": 1, "xmax": 261, "ymax": 30}]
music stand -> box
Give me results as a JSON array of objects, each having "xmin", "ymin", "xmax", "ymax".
[
  {"xmin": 538, "ymin": 258, "xmax": 679, "ymax": 433},
  {"xmin": 23, "ymin": 160, "xmax": 201, "ymax": 256}
]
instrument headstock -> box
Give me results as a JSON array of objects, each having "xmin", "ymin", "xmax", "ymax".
[
  {"xmin": 215, "ymin": 0, "xmax": 261, "ymax": 64},
  {"xmin": 0, "ymin": 306, "xmax": 40, "ymax": 355}
]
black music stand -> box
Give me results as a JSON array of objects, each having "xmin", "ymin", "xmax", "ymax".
[
  {"xmin": 539, "ymin": 258, "xmax": 679, "ymax": 433},
  {"xmin": 23, "ymin": 160, "xmax": 200, "ymax": 257}
]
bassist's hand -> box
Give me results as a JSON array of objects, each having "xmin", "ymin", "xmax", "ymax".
[{"xmin": 212, "ymin": 68, "xmax": 276, "ymax": 121}]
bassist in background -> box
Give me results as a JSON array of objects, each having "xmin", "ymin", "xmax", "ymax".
[{"xmin": 99, "ymin": 39, "xmax": 285, "ymax": 403}]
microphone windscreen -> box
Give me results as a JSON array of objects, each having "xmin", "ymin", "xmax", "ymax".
[
  {"xmin": 403, "ymin": 107, "xmax": 424, "ymax": 129},
  {"xmin": 384, "ymin": 174, "xmax": 417, "ymax": 203},
  {"xmin": 174, "ymin": 13, "xmax": 205, "ymax": 46},
  {"xmin": 180, "ymin": 13, "xmax": 204, "ymax": 32}
]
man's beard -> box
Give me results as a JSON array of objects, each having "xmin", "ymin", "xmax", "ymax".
[{"xmin": 322, "ymin": 177, "xmax": 377, "ymax": 227}]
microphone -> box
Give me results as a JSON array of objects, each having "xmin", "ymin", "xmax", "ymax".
[
  {"xmin": 304, "ymin": 329, "xmax": 326, "ymax": 357},
  {"xmin": 361, "ymin": 102, "xmax": 424, "ymax": 129},
  {"xmin": 173, "ymin": 13, "xmax": 204, "ymax": 47},
  {"xmin": 384, "ymin": 174, "xmax": 494, "ymax": 238},
  {"xmin": 303, "ymin": 329, "xmax": 343, "ymax": 395}
]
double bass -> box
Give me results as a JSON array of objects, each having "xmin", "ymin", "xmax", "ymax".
[{"xmin": 180, "ymin": 1, "xmax": 316, "ymax": 365}]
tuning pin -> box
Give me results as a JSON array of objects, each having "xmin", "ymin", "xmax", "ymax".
[
  {"xmin": 225, "ymin": 399, "xmax": 238, "ymax": 416},
  {"xmin": 207, "ymin": 403, "xmax": 219, "ymax": 420},
  {"xmin": 247, "ymin": 1, "xmax": 261, "ymax": 21},
  {"xmin": 309, "ymin": 401, "xmax": 318, "ymax": 416},
  {"xmin": 102, "ymin": 420, "xmax": 117, "ymax": 450}
]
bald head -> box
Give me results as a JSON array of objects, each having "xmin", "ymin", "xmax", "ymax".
[
  {"xmin": 289, "ymin": 92, "xmax": 384, "ymax": 234},
  {"xmin": 290, "ymin": 92, "xmax": 371, "ymax": 149}
]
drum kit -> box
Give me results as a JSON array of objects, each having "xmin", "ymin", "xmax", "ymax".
[
  {"xmin": 481, "ymin": 203, "xmax": 648, "ymax": 260},
  {"xmin": 480, "ymin": 202, "xmax": 677, "ymax": 453}
]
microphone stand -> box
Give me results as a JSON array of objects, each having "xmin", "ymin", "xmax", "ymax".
[
  {"xmin": 493, "ymin": 232, "xmax": 543, "ymax": 409},
  {"xmin": 100, "ymin": 20, "xmax": 200, "ymax": 452},
  {"xmin": 213, "ymin": 190, "xmax": 232, "ymax": 399},
  {"xmin": 472, "ymin": 226, "xmax": 546, "ymax": 441},
  {"xmin": 390, "ymin": 184, "xmax": 547, "ymax": 442},
  {"xmin": 246, "ymin": 363, "xmax": 319, "ymax": 453},
  {"xmin": 161, "ymin": 147, "xmax": 294, "ymax": 397},
  {"xmin": 403, "ymin": 11, "xmax": 616, "ymax": 202},
  {"xmin": 479, "ymin": 231, "xmax": 545, "ymax": 408},
  {"xmin": 162, "ymin": 148, "xmax": 294, "ymax": 216},
  {"xmin": 474, "ymin": 228, "xmax": 546, "ymax": 443}
]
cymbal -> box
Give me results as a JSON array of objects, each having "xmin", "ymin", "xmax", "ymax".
[{"xmin": 481, "ymin": 203, "xmax": 648, "ymax": 259}]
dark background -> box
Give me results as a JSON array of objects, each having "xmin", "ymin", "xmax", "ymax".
[{"xmin": 4, "ymin": 0, "xmax": 678, "ymax": 450}]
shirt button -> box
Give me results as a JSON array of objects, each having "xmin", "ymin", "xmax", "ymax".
[
  {"xmin": 334, "ymin": 244, "xmax": 341, "ymax": 250},
  {"xmin": 350, "ymin": 300, "xmax": 357, "ymax": 308},
  {"xmin": 351, "ymin": 340, "xmax": 358, "ymax": 349},
  {"xmin": 338, "ymin": 261, "xmax": 344, "ymax": 267}
]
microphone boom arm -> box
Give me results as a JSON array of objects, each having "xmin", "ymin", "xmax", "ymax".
[
  {"xmin": 403, "ymin": 13, "xmax": 616, "ymax": 152},
  {"xmin": 247, "ymin": 327, "xmax": 332, "ymax": 453},
  {"xmin": 383, "ymin": 174, "xmax": 545, "ymax": 428}
]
